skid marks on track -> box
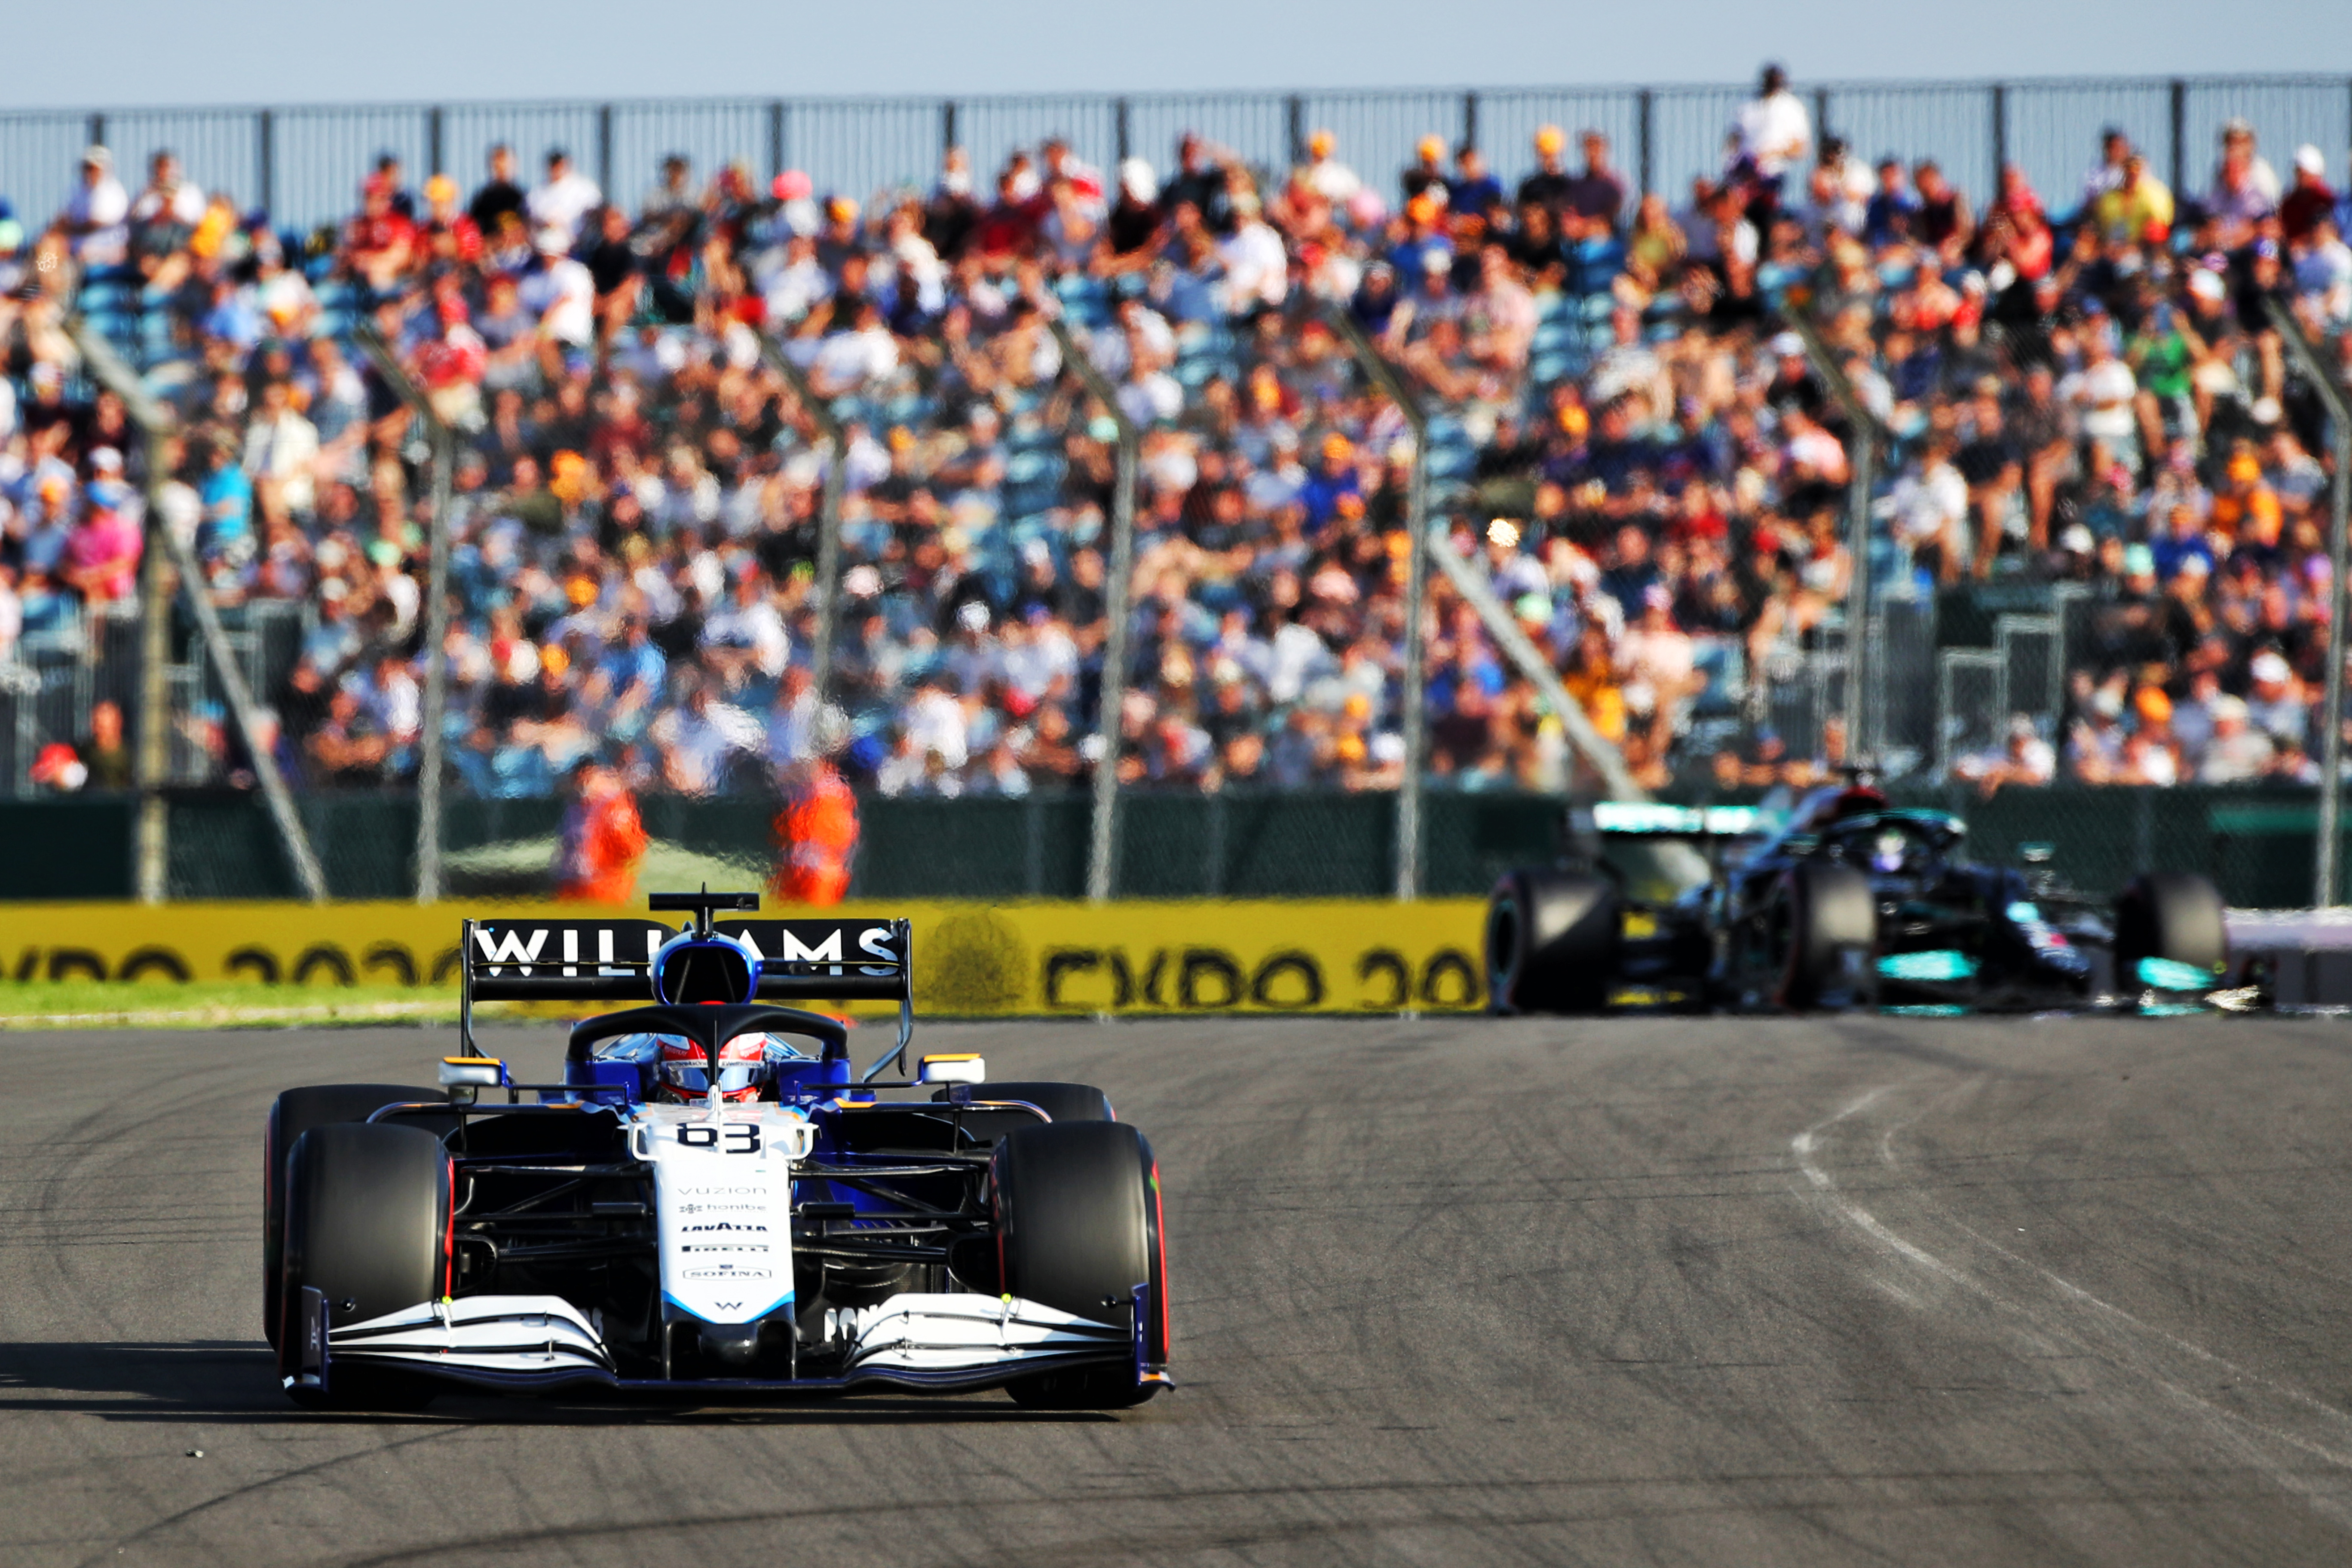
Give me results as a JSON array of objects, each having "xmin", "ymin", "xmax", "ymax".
[{"xmin": 1791, "ymin": 1083, "xmax": 2352, "ymax": 1533}]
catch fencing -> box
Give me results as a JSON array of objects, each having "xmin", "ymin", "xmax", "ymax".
[
  {"xmin": 0, "ymin": 599, "xmax": 300, "ymax": 797},
  {"xmin": 4, "ymin": 76, "xmax": 2351, "ymax": 237},
  {"xmin": 0, "ymin": 782, "xmax": 2333, "ymax": 909}
]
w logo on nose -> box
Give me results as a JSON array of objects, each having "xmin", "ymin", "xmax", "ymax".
[{"xmin": 712, "ymin": 1301, "xmax": 742, "ymax": 1312}]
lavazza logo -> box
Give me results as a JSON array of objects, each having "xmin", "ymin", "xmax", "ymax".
[{"xmin": 684, "ymin": 1222, "xmax": 767, "ymax": 1232}]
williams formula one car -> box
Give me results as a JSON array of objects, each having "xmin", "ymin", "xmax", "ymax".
[
  {"xmin": 1485, "ymin": 783, "xmax": 2230, "ymax": 1014},
  {"xmin": 263, "ymin": 891, "xmax": 1170, "ymax": 1410}
]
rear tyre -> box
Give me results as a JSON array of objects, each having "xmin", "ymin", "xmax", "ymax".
[
  {"xmin": 2113, "ymin": 873, "xmax": 2227, "ymax": 991},
  {"xmin": 1776, "ymin": 863, "xmax": 1878, "ymax": 1011},
  {"xmin": 278, "ymin": 1121, "xmax": 451, "ymax": 1411},
  {"xmin": 263, "ymin": 1084, "xmax": 441, "ymax": 1350},
  {"xmin": 995, "ymin": 1121, "xmax": 1166, "ymax": 1411},
  {"xmin": 1485, "ymin": 868, "xmax": 1617, "ymax": 1014}
]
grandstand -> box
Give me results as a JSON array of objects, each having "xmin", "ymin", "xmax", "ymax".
[{"xmin": 0, "ymin": 67, "xmax": 2347, "ymax": 856}]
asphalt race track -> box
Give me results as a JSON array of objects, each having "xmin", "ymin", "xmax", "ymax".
[{"xmin": 4, "ymin": 1013, "xmax": 2352, "ymax": 1566}]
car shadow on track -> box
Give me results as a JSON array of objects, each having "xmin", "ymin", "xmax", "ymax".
[{"xmin": 0, "ymin": 1341, "xmax": 1120, "ymax": 1426}]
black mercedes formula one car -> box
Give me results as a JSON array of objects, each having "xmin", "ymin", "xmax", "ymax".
[{"xmin": 1485, "ymin": 783, "xmax": 2231, "ymax": 1014}]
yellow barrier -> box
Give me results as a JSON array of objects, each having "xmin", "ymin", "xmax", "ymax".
[{"xmin": 0, "ymin": 900, "xmax": 1489, "ymax": 1015}]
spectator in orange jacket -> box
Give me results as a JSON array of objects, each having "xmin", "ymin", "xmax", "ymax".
[
  {"xmin": 772, "ymin": 758, "xmax": 858, "ymax": 906},
  {"xmin": 554, "ymin": 758, "xmax": 648, "ymax": 903}
]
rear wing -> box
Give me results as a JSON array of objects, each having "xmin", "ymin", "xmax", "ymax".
[
  {"xmin": 717, "ymin": 919, "xmax": 912, "ymax": 1004},
  {"xmin": 1579, "ymin": 803, "xmax": 1771, "ymax": 837},
  {"xmin": 459, "ymin": 910, "xmax": 916, "ymax": 1081},
  {"xmin": 464, "ymin": 918, "xmax": 675, "ymax": 1001}
]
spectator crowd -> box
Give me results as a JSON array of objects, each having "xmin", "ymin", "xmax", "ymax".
[{"xmin": 0, "ymin": 63, "xmax": 2348, "ymax": 802}]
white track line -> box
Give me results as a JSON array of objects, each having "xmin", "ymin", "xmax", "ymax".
[{"xmin": 1793, "ymin": 1087, "xmax": 2352, "ymax": 1528}]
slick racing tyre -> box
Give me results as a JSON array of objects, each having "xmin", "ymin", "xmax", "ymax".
[
  {"xmin": 994, "ymin": 1120, "xmax": 1167, "ymax": 1411},
  {"xmin": 278, "ymin": 1121, "xmax": 452, "ymax": 1411},
  {"xmin": 1775, "ymin": 862, "xmax": 1878, "ymax": 1011},
  {"xmin": 263, "ymin": 1084, "xmax": 442, "ymax": 1350},
  {"xmin": 1485, "ymin": 868, "xmax": 1618, "ymax": 1014},
  {"xmin": 933, "ymin": 1081, "xmax": 1113, "ymax": 1146},
  {"xmin": 2113, "ymin": 872, "xmax": 2227, "ymax": 992}
]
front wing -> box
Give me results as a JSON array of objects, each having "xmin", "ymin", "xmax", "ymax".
[{"xmin": 285, "ymin": 1287, "xmax": 1162, "ymax": 1399}]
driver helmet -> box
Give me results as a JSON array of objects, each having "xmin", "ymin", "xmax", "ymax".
[
  {"xmin": 1869, "ymin": 826, "xmax": 1912, "ymax": 874},
  {"xmin": 595, "ymin": 1031, "xmax": 782, "ymax": 1103}
]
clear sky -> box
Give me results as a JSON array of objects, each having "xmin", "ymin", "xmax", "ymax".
[{"xmin": 6, "ymin": 0, "xmax": 2347, "ymax": 107}]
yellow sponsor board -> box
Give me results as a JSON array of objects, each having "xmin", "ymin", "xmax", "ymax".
[{"xmin": 0, "ymin": 900, "xmax": 1490, "ymax": 1015}]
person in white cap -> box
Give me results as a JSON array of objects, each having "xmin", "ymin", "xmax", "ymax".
[
  {"xmin": 2198, "ymin": 692, "xmax": 2274, "ymax": 784},
  {"xmin": 2246, "ymin": 649, "xmax": 2307, "ymax": 745},
  {"xmin": 59, "ymin": 145, "xmax": 129, "ymax": 264},
  {"xmin": 2281, "ymin": 144, "xmax": 2337, "ymax": 244},
  {"xmin": 517, "ymin": 224, "xmax": 595, "ymax": 349},
  {"xmin": 2211, "ymin": 117, "xmax": 2281, "ymax": 207}
]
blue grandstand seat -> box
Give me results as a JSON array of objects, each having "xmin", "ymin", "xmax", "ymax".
[
  {"xmin": 1425, "ymin": 444, "xmax": 1476, "ymax": 481},
  {"xmin": 1004, "ymin": 448, "xmax": 1063, "ymax": 486},
  {"xmin": 137, "ymin": 311, "xmax": 181, "ymax": 364},
  {"xmin": 1528, "ymin": 351, "xmax": 1574, "ymax": 387},
  {"xmin": 76, "ymin": 280, "xmax": 134, "ymax": 315},
  {"xmin": 83, "ymin": 310, "xmax": 138, "ymax": 350}
]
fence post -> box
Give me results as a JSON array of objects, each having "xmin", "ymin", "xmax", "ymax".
[
  {"xmin": 428, "ymin": 105, "xmax": 444, "ymax": 178},
  {"xmin": 1115, "ymin": 98, "xmax": 1131, "ymax": 164},
  {"xmin": 1990, "ymin": 83, "xmax": 2007, "ymax": 183},
  {"xmin": 1286, "ymin": 95, "xmax": 1305, "ymax": 168},
  {"xmin": 1813, "ymin": 89, "xmax": 1830, "ymax": 145},
  {"xmin": 941, "ymin": 100, "xmax": 958, "ymax": 160},
  {"xmin": 2168, "ymin": 79, "xmax": 2187, "ymax": 200},
  {"xmin": 597, "ymin": 104, "xmax": 613, "ymax": 197},
  {"xmin": 2267, "ymin": 298, "xmax": 2351, "ymax": 905},
  {"xmin": 256, "ymin": 110, "xmax": 274, "ymax": 224},
  {"xmin": 1042, "ymin": 314, "xmax": 1138, "ymax": 903},
  {"xmin": 768, "ymin": 101, "xmax": 786, "ymax": 181},
  {"xmin": 355, "ymin": 325, "xmax": 457, "ymax": 902},
  {"xmin": 757, "ymin": 337, "xmax": 846, "ymax": 708},
  {"xmin": 134, "ymin": 406, "xmax": 170, "ymax": 905},
  {"xmin": 1322, "ymin": 303, "xmax": 1432, "ymax": 896},
  {"xmin": 68, "ymin": 318, "xmax": 329, "ymax": 903},
  {"xmin": 1784, "ymin": 305, "xmax": 1883, "ymax": 763},
  {"xmin": 1462, "ymin": 91, "xmax": 1479, "ymax": 152},
  {"xmin": 1636, "ymin": 89, "xmax": 1654, "ymax": 199},
  {"xmin": 87, "ymin": 113, "xmax": 104, "ymax": 152}
]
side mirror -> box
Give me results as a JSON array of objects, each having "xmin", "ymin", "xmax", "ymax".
[
  {"xmin": 440, "ymin": 1056, "xmax": 507, "ymax": 1095},
  {"xmin": 917, "ymin": 1054, "xmax": 986, "ymax": 1085}
]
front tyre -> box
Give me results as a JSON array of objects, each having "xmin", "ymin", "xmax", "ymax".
[
  {"xmin": 262, "ymin": 1084, "xmax": 442, "ymax": 1350},
  {"xmin": 2113, "ymin": 872, "xmax": 2227, "ymax": 993},
  {"xmin": 278, "ymin": 1121, "xmax": 451, "ymax": 1411},
  {"xmin": 994, "ymin": 1120, "xmax": 1167, "ymax": 1411},
  {"xmin": 1775, "ymin": 862, "xmax": 1878, "ymax": 1011},
  {"xmin": 1485, "ymin": 868, "xmax": 1618, "ymax": 1014}
]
